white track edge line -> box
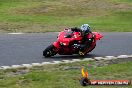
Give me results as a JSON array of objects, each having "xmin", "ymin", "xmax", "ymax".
[
  {"xmin": 0, "ymin": 54, "xmax": 131, "ymax": 70},
  {"xmin": 8, "ymin": 33, "xmax": 24, "ymax": 34}
]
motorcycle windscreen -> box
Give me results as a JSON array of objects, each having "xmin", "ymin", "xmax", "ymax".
[
  {"xmin": 58, "ymin": 31, "xmax": 73, "ymax": 46},
  {"xmin": 64, "ymin": 31, "xmax": 73, "ymax": 38}
]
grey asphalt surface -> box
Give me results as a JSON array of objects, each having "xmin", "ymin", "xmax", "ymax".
[{"xmin": 0, "ymin": 32, "xmax": 132, "ymax": 66}]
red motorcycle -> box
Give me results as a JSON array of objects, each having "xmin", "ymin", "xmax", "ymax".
[{"xmin": 43, "ymin": 29, "xmax": 103, "ymax": 57}]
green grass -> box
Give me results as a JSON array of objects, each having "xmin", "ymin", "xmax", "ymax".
[
  {"xmin": 0, "ymin": 60, "xmax": 132, "ymax": 88},
  {"xmin": 112, "ymin": 0, "xmax": 132, "ymax": 3},
  {"xmin": 0, "ymin": 0, "xmax": 132, "ymax": 33}
]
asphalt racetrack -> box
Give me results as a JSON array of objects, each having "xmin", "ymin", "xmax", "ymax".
[{"xmin": 0, "ymin": 32, "xmax": 132, "ymax": 66}]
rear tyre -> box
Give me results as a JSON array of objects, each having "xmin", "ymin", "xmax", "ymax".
[{"xmin": 43, "ymin": 45, "xmax": 56, "ymax": 57}]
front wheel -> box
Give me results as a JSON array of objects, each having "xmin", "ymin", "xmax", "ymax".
[{"xmin": 43, "ymin": 45, "xmax": 57, "ymax": 57}]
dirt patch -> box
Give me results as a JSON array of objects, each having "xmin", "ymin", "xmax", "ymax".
[
  {"xmin": 15, "ymin": 5, "xmax": 56, "ymax": 15},
  {"xmin": 112, "ymin": 3, "xmax": 132, "ymax": 11},
  {"xmin": 63, "ymin": 57, "xmax": 132, "ymax": 70},
  {"xmin": 13, "ymin": 0, "xmax": 112, "ymax": 16},
  {"xmin": 0, "ymin": 23, "xmax": 27, "ymax": 33},
  {"xmin": 5, "ymin": 69, "xmax": 29, "ymax": 77},
  {"xmin": 13, "ymin": 0, "xmax": 132, "ymax": 17},
  {"xmin": 92, "ymin": 57, "xmax": 132, "ymax": 68}
]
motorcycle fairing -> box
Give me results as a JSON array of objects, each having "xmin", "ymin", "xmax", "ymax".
[
  {"xmin": 56, "ymin": 31, "xmax": 82, "ymax": 46},
  {"xmin": 92, "ymin": 32, "xmax": 103, "ymax": 41},
  {"xmin": 52, "ymin": 31, "xmax": 103, "ymax": 55}
]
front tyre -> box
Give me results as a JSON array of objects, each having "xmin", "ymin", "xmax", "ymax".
[{"xmin": 43, "ymin": 45, "xmax": 56, "ymax": 57}]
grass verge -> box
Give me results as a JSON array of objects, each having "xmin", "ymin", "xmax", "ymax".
[
  {"xmin": 0, "ymin": 59, "xmax": 132, "ymax": 88},
  {"xmin": 0, "ymin": 0, "xmax": 132, "ymax": 33}
]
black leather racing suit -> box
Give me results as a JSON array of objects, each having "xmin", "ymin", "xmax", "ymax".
[{"xmin": 71, "ymin": 27, "xmax": 94, "ymax": 53}]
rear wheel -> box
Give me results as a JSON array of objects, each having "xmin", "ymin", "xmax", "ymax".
[{"xmin": 43, "ymin": 45, "xmax": 57, "ymax": 57}]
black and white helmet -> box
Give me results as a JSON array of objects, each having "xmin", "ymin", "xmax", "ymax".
[{"xmin": 80, "ymin": 24, "xmax": 91, "ymax": 33}]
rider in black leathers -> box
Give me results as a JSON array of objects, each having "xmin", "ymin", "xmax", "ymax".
[{"xmin": 70, "ymin": 24, "xmax": 95, "ymax": 55}]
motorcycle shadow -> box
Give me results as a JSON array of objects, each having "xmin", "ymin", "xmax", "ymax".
[{"xmin": 44, "ymin": 54, "xmax": 100, "ymax": 60}]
